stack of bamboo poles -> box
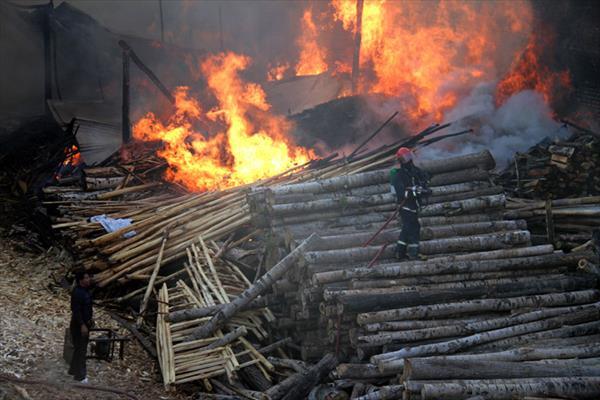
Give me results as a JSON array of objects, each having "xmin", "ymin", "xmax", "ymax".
[
  {"xmin": 505, "ymin": 195, "xmax": 600, "ymax": 250},
  {"xmin": 46, "ymin": 122, "xmax": 463, "ymax": 292},
  {"xmin": 155, "ymin": 236, "xmax": 275, "ymax": 389}
]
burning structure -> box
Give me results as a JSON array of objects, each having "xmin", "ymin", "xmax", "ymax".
[{"xmin": 1, "ymin": 0, "xmax": 600, "ymax": 399}]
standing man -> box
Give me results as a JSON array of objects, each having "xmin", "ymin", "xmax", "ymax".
[
  {"xmin": 390, "ymin": 147, "xmax": 430, "ymax": 260},
  {"xmin": 68, "ymin": 269, "xmax": 94, "ymax": 383}
]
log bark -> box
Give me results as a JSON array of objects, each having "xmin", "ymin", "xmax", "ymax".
[
  {"xmin": 334, "ymin": 363, "xmax": 395, "ymax": 379},
  {"xmin": 409, "ymin": 343, "xmax": 600, "ymax": 367},
  {"xmin": 373, "ymin": 305, "xmax": 600, "ymax": 367},
  {"xmin": 305, "ymin": 231, "xmax": 530, "ymax": 266},
  {"xmin": 360, "ymin": 304, "xmax": 600, "ymax": 346},
  {"xmin": 420, "ymin": 377, "xmax": 600, "ymax": 400},
  {"xmin": 419, "ymin": 213, "xmax": 500, "ymax": 227},
  {"xmin": 314, "ymin": 245, "xmax": 554, "ymax": 284},
  {"xmin": 271, "ymin": 193, "xmax": 394, "ymax": 216},
  {"xmin": 328, "ymin": 275, "xmax": 596, "ymax": 312},
  {"xmin": 404, "ymin": 357, "xmax": 600, "ymax": 380},
  {"xmin": 429, "ymin": 167, "xmax": 489, "ymax": 186},
  {"xmin": 420, "ymin": 220, "xmax": 526, "ymax": 240},
  {"xmin": 204, "ymin": 326, "xmax": 247, "ymax": 350},
  {"xmin": 312, "ymin": 220, "xmax": 527, "ymax": 251},
  {"xmin": 418, "ymin": 150, "xmax": 495, "ymax": 174},
  {"xmin": 265, "ymin": 353, "xmax": 337, "ymax": 400},
  {"xmin": 425, "ymin": 186, "xmax": 503, "ymax": 204},
  {"xmin": 269, "ymin": 170, "xmax": 388, "ymax": 196},
  {"xmin": 353, "ymin": 385, "xmax": 404, "ymax": 400},
  {"xmin": 357, "ymin": 289, "xmax": 599, "ymax": 324},
  {"xmin": 420, "ymin": 194, "xmax": 505, "ymax": 217},
  {"xmin": 351, "ymin": 268, "xmax": 566, "ymax": 290},
  {"xmin": 339, "ymin": 251, "xmax": 586, "ymax": 283},
  {"xmin": 184, "ymin": 233, "xmax": 319, "ymax": 341}
]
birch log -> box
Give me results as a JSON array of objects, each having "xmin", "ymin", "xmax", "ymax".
[
  {"xmin": 420, "ymin": 377, "xmax": 600, "ymax": 400},
  {"xmin": 403, "ymin": 357, "xmax": 600, "ymax": 380},
  {"xmin": 357, "ymin": 289, "xmax": 600, "ymax": 324}
]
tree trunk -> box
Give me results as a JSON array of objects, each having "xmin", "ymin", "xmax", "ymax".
[
  {"xmin": 429, "ymin": 167, "xmax": 489, "ymax": 186},
  {"xmin": 373, "ymin": 305, "xmax": 600, "ymax": 368},
  {"xmin": 407, "ymin": 343, "xmax": 600, "ymax": 365},
  {"xmin": 418, "ymin": 150, "xmax": 495, "ymax": 175},
  {"xmin": 269, "ymin": 170, "xmax": 388, "ymax": 196},
  {"xmin": 265, "ymin": 353, "xmax": 337, "ymax": 400},
  {"xmin": 328, "ymin": 275, "xmax": 596, "ymax": 312},
  {"xmin": 357, "ymin": 289, "xmax": 599, "ymax": 324},
  {"xmin": 420, "ymin": 212, "xmax": 501, "ymax": 227},
  {"xmin": 183, "ymin": 233, "xmax": 319, "ymax": 341},
  {"xmin": 304, "ymin": 231, "xmax": 530, "ymax": 266},
  {"xmin": 420, "ymin": 220, "xmax": 526, "ymax": 240},
  {"xmin": 426, "ymin": 186, "xmax": 503, "ymax": 204},
  {"xmin": 420, "ymin": 377, "xmax": 600, "ymax": 400},
  {"xmin": 420, "ymin": 194, "xmax": 505, "ymax": 217},
  {"xmin": 271, "ymin": 193, "xmax": 394, "ymax": 217},
  {"xmin": 348, "ymin": 250, "xmax": 585, "ymax": 282},
  {"xmin": 313, "ymin": 245, "xmax": 554, "ymax": 284},
  {"xmin": 334, "ymin": 363, "xmax": 395, "ymax": 379},
  {"xmin": 351, "ymin": 268, "xmax": 566, "ymax": 290},
  {"xmin": 404, "ymin": 357, "xmax": 600, "ymax": 380},
  {"xmin": 353, "ymin": 385, "xmax": 404, "ymax": 400},
  {"xmin": 360, "ymin": 304, "xmax": 598, "ymax": 346}
]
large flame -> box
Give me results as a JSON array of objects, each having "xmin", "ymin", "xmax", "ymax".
[
  {"xmin": 495, "ymin": 32, "xmax": 571, "ymax": 107},
  {"xmin": 329, "ymin": 0, "xmax": 535, "ymax": 120},
  {"xmin": 295, "ymin": 8, "xmax": 328, "ymax": 76},
  {"xmin": 133, "ymin": 53, "xmax": 315, "ymax": 192}
]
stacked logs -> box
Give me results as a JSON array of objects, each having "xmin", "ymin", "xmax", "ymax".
[
  {"xmin": 249, "ymin": 151, "xmax": 525, "ymax": 359},
  {"xmin": 500, "ymin": 129, "xmax": 600, "ymax": 199},
  {"xmin": 506, "ymin": 196, "xmax": 600, "ymax": 250}
]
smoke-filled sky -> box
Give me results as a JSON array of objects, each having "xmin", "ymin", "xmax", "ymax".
[{"xmin": 59, "ymin": 0, "xmax": 313, "ymax": 79}]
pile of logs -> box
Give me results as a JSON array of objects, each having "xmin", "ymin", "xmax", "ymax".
[
  {"xmin": 244, "ymin": 149, "xmax": 600, "ymax": 399},
  {"xmin": 500, "ymin": 128, "xmax": 600, "ymax": 199},
  {"xmin": 506, "ymin": 196, "xmax": 600, "ymax": 250}
]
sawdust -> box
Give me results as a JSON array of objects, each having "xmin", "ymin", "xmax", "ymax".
[{"xmin": 0, "ymin": 231, "xmax": 192, "ymax": 400}]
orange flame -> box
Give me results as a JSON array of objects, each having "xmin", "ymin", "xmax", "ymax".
[
  {"xmin": 268, "ymin": 62, "xmax": 290, "ymax": 81},
  {"xmin": 295, "ymin": 8, "xmax": 328, "ymax": 76},
  {"xmin": 62, "ymin": 145, "xmax": 82, "ymax": 168},
  {"xmin": 328, "ymin": 0, "xmax": 535, "ymax": 120},
  {"xmin": 496, "ymin": 32, "xmax": 571, "ymax": 107},
  {"xmin": 133, "ymin": 53, "xmax": 315, "ymax": 192}
]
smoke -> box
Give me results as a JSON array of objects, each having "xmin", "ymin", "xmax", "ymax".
[{"xmin": 416, "ymin": 84, "xmax": 568, "ymax": 167}]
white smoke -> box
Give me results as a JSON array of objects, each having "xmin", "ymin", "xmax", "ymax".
[{"xmin": 416, "ymin": 83, "xmax": 570, "ymax": 168}]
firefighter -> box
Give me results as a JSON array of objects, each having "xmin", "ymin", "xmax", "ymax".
[{"xmin": 390, "ymin": 147, "xmax": 430, "ymax": 260}]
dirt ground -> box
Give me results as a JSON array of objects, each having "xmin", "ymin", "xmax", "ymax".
[{"xmin": 0, "ymin": 230, "xmax": 192, "ymax": 400}]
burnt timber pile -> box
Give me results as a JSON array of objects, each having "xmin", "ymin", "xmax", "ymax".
[{"xmin": 40, "ymin": 144, "xmax": 600, "ymax": 399}]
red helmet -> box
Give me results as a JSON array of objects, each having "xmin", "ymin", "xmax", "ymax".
[{"xmin": 395, "ymin": 147, "xmax": 412, "ymax": 160}]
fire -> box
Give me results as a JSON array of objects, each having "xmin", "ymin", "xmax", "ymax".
[
  {"xmin": 268, "ymin": 62, "xmax": 290, "ymax": 81},
  {"xmin": 328, "ymin": 0, "xmax": 535, "ymax": 120},
  {"xmin": 295, "ymin": 8, "xmax": 328, "ymax": 76},
  {"xmin": 62, "ymin": 145, "xmax": 82, "ymax": 168},
  {"xmin": 133, "ymin": 53, "xmax": 315, "ymax": 192},
  {"xmin": 495, "ymin": 32, "xmax": 571, "ymax": 107}
]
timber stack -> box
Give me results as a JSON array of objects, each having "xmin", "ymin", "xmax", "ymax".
[
  {"xmin": 500, "ymin": 125, "xmax": 600, "ymax": 199},
  {"xmin": 505, "ymin": 195, "xmax": 600, "ymax": 250},
  {"xmin": 248, "ymin": 149, "xmax": 600, "ymax": 399}
]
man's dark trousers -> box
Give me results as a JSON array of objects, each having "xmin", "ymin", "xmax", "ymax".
[
  {"xmin": 397, "ymin": 208, "xmax": 420, "ymax": 257},
  {"xmin": 69, "ymin": 321, "xmax": 89, "ymax": 381}
]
